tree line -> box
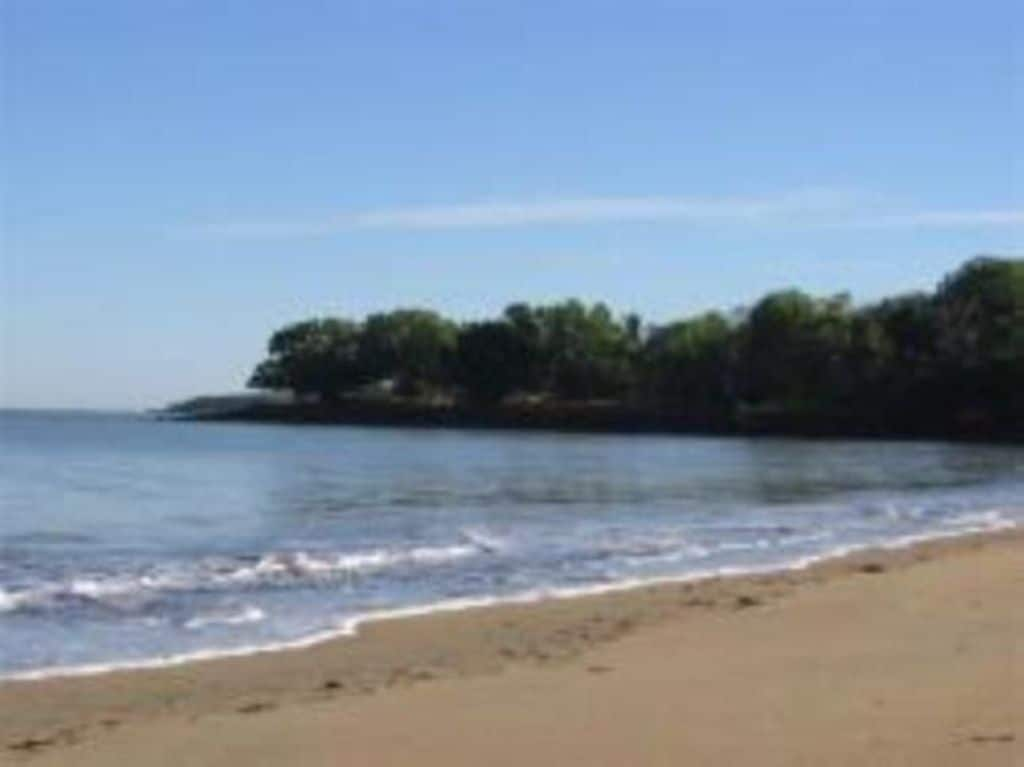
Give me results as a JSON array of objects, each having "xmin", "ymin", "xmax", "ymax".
[{"xmin": 246, "ymin": 256, "xmax": 1023, "ymax": 437}]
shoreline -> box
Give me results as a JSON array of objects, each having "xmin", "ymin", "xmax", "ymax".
[
  {"xmin": 175, "ymin": 401, "xmax": 1024, "ymax": 444},
  {"xmin": 3, "ymin": 526, "xmax": 1021, "ymax": 764},
  {"xmin": 3, "ymin": 515, "xmax": 1016, "ymax": 684}
]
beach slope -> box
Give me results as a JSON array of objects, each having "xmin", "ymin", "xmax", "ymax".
[{"xmin": 2, "ymin": 530, "xmax": 1021, "ymax": 766}]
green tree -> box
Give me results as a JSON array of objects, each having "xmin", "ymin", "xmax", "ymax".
[
  {"xmin": 866, "ymin": 293, "xmax": 938, "ymax": 397},
  {"xmin": 935, "ymin": 257, "xmax": 1024, "ymax": 369},
  {"xmin": 737, "ymin": 290, "xmax": 855, "ymax": 410},
  {"xmin": 240, "ymin": 254, "xmax": 1022, "ymax": 438},
  {"xmin": 844, "ymin": 310, "xmax": 895, "ymax": 399},
  {"xmin": 502, "ymin": 303, "xmax": 548, "ymax": 392},
  {"xmin": 642, "ymin": 312, "xmax": 734, "ymax": 416},
  {"xmin": 357, "ymin": 309, "xmax": 457, "ymax": 396},
  {"xmin": 247, "ymin": 318, "xmax": 363, "ymax": 401},
  {"xmin": 934, "ymin": 257, "xmax": 1024, "ymax": 422},
  {"xmin": 532, "ymin": 301, "xmax": 636, "ymax": 400},
  {"xmin": 454, "ymin": 321, "xmax": 532, "ymax": 404}
]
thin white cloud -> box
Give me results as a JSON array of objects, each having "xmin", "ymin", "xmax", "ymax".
[
  {"xmin": 853, "ymin": 209, "xmax": 1024, "ymax": 228},
  {"xmin": 343, "ymin": 188, "xmax": 854, "ymax": 229},
  {"xmin": 185, "ymin": 189, "xmax": 1023, "ymax": 240}
]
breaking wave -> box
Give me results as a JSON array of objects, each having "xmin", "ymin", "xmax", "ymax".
[{"xmin": 0, "ymin": 537, "xmax": 497, "ymax": 615}]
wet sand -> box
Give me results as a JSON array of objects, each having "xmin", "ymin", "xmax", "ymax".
[{"xmin": 2, "ymin": 528, "xmax": 1021, "ymax": 766}]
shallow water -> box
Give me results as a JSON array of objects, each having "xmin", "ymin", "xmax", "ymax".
[{"xmin": 1, "ymin": 410, "xmax": 1021, "ymax": 677}]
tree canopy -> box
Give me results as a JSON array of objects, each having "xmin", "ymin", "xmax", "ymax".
[
  {"xmin": 248, "ymin": 318, "xmax": 362, "ymax": 401},
  {"xmin": 356, "ymin": 309, "xmax": 457, "ymax": 396},
  {"xmin": 246, "ymin": 256, "xmax": 1023, "ymax": 437}
]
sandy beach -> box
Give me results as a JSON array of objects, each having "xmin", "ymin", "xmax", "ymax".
[{"xmin": 2, "ymin": 528, "xmax": 1020, "ymax": 766}]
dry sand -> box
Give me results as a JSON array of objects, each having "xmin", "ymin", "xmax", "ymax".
[{"xmin": 2, "ymin": 529, "xmax": 1021, "ymax": 766}]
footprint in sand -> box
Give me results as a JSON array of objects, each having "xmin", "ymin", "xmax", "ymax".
[
  {"xmin": 237, "ymin": 701, "xmax": 276, "ymax": 714},
  {"xmin": 968, "ymin": 733, "xmax": 1015, "ymax": 744}
]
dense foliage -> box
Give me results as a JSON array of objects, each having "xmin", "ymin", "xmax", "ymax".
[{"xmin": 247, "ymin": 256, "xmax": 1023, "ymax": 437}]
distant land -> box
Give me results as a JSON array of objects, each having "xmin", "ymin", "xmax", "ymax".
[{"xmin": 169, "ymin": 256, "xmax": 1024, "ymax": 442}]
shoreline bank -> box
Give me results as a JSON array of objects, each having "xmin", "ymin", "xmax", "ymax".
[
  {"xmin": 3, "ymin": 526, "xmax": 1021, "ymax": 765},
  {"xmin": 176, "ymin": 401, "xmax": 1024, "ymax": 443}
]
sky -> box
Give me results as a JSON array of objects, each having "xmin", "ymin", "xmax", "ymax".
[{"xmin": 1, "ymin": 0, "xmax": 1021, "ymax": 410}]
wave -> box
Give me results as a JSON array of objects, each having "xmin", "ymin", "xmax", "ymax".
[
  {"xmin": 2, "ymin": 510, "xmax": 1015, "ymax": 683},
  {"xmin": 228, "ymin": 543, "xmax": 480, "ymax": 582},
  {"xmin": 0, "ymin": 537, "xmax": 496, "ymax": 615},
  {"xmin": 589, "ymin": 533, "xmax": 711, "ymax": 568},
  {"xmin": 939, "ymin": 509, "xmax": 1013, "ymax": 530}
]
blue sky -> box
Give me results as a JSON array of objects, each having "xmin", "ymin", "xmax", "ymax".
[{"xmin": 2, "ymin": 0, "xmax": 1021, "ymax": 409}]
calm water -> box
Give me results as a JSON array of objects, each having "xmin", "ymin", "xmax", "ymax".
[{"xmin": 1, "ymin": 410, "xmax": 1021, "ymax": 677}]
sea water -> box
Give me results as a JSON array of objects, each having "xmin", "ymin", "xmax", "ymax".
[{"xmin": 1, "ymin": 410, "xmax": 1021, "ymax": 678}]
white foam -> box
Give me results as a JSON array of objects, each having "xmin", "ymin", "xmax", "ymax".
[
  {"xmin": 941, "ymin": 509, "xmax": 1016, "ymax": 530},
  {"xmin": 0, "ymin": 588, "xmax": 18, "ymax": 613},
  {"xmin": 185, "ymin": 606, "xmax": 266, "ymax": 630},
  {"xmin": 68, "ymin": 578, "xmax": 138, "ymax": 600},
  {"xmin": 0, "ymin": 585, "xmax": 57, "ymax": 613},
  {"xmin": 230, "ymin": 544, "xmax": 479, "ymax": 582},
  {"xmin": 0, "ymin": 541, "xmax": 490, "ymax": 615},
  {"xmin": 3, "ymin": 514, "xmax": 1014, "ymax": 684}
]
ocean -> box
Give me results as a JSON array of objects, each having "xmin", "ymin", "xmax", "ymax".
[{"xmin": 1, "ymin": 410, "xmax": 1021, "ymax": 679}]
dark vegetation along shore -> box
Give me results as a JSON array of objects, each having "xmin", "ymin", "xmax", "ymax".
[{"xmin": 174, "ymin": 256, "xmax": 1024, "ymax": 440}]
